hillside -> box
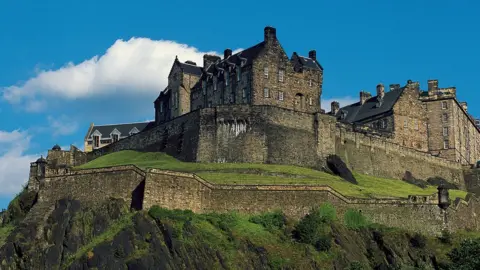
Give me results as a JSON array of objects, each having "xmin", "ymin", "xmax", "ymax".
[
  {"xmin": 76, "ymin": 150, "xmax": 468, "ymax": 200},
  {"xmin": 1, "ymin": 190, "xmax": 480, "ymax": 270}
]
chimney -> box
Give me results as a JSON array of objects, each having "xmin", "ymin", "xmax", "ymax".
[
  {"xmin": 360, "ymin": 91, "xmax": 372, "ymax": 105},
  {"xmin": 331, "ymin": 101, "xmax": 340, "ymax": 115},
  {"xmin": 308, "ymin": 50, "xmax": 317, "ymax": 61},
  {"xmin": 224, "ymin": 49, "xmax": 232, "ymax": 59},
  {"xmin": 203, "ymin": 54, "xmax": 221, "ymax": 69},
  {"xmin": 264, "ymin": 26, "xmax": 277, "ymax": 43},
  {"xmin": 376, "ymin": 83, "xmax": 385, "ymax": 99},
  {"xmin": 460, "ymin": 102, "xmax": 468, "ymax": 112},
  {"xmin": 389, "ymin": 84, "xmax": 401, "ymax": 92},
  {"xmin": 428, "ymin": 79, "xmax": 439, "ymax": 91},
  {"xmin": 185, "ymin": 60, "xmax": 197, "ymax": 66}
]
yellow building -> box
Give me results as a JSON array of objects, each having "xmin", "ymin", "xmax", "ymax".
[{"xmin": 84, "ymin": 122, "xmax": 153, "ymax": 152}]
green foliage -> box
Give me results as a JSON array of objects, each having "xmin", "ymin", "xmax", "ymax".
[
  {"xmin": 348, "ymin": 261, "xmax": 365, "ymax": 270},
  {"xmin": 249, "ymin": 210, "xmax": 286, "ymax": 231},
  {"xmin": 148, "ymin": 206, "xmax": 195, "ymax": 222},
  {"xmin": 317, "ymin": 203, "xmax": 337, "ymax": 223},
  {"xmin": 439, "ymin": 230, "xmax": 452, "ymax": 244},
  {"xmin": 204, "ymin": 212, "xmax": 240, "ymax": 233},
  {"xmin": 293, "ymin": 205, "xmax": 333, "ymax": 250},
  {"xmin": 446, "ymin": 238, "xmax": 480, "ymax": 270},
  {"xmin": 75, "ymin": 150, "xmax": 468, "ymax": 200},
  {"xmin": 0, "ymin": 225, "xmax": 14, "ymax": 247},
  {"xmin": 344, "ymin": 209, "xmax": 369, "ymax": 230}
]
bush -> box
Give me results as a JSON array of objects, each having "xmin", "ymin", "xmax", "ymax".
[
  {"xmin": 293, "ymin": 205, "xmax": 334, "ymax": 249},
  {"xmin": 438, "ymin": 230, "xmax": 452, "ymax": 244},
  {"xmin": 344, "ymin": 209, "xmax": 369, "ymax": 230},
  {"xmin": 410, "ymin": 233, "xmax": 426, "ymax": 248},
  {"xmin": 148, "ymin": 206, "xmax": 194, "ymax": 222},
  {"xmin": 249, "ymin": 210, "xmax": 286, "ymax": 231},
  {"xmin": 447, "ymin": 238, "xmax": 480, "ymax": 269},
  {"xmin": 204, "ymin": 211, "xmax": 240, "ymax": 232},
  {"xmin": 348, "ymin": 261, "xmax": 365, "ymax": 270}
]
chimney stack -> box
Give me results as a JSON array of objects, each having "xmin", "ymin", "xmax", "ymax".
[
  {"xmin": 376, "ymin": 84, "xmax": 385, "ymax": 99},
  {"xmin": 224, "ymin": 48, "xmax": 232, "ymax": 59},
  {"xmin": 308, "ymin": 50, "xmax": 317, "ymax": 61},
  {"xmin": 389, "ymin": 84, "xmax": 401, "ymax": 92},
  {"xmin": 428, "ymin": 79, "xmax": 439, "ymax": 91},
  {"xmin": 264, "ymin": 26, "xmax": 277, "ymax": 43},
  {"xmin": 331, "ymin": 101, "xmax": 340, "ymax": 115},
  {"xmin": 203, "ymin": 54, "xmax": 221, "ymax": 69},
  {"xmin": 360, "ymin": 91, "xmax": 372, "ymax": 105}
]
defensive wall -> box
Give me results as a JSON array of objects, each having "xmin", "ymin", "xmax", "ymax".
[
  {"xmin": 34, "ymin": 165, "xmax": 480, "ymax": 236},
  {"xmin": 85, "ymin": 105, "xmax": 465, "ymax": 185}
]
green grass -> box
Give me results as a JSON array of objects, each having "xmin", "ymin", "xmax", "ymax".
[
  {"xmin": 0, "ymin": 225, "xmax": 14, "ymax": 247},
  {"xmin": 76, "ymin": 150, "xmax": 468, "ymax": 200}
]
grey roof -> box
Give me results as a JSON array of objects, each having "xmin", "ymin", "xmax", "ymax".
[
  {"xmin": 334, "ymin": 87, "xmax": 405, "ymax": 123},
  {"xmin": 85, "ymin": 121, "xmax": 154, "ymax": 139},
  {"xmin": 179, "ymin": 62, "xmax": 203, "ymax": 76},
  {"xmin": 298, "ymin": 56, "xmax": 323, "ymax": 71}
]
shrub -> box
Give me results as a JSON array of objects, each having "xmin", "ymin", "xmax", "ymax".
[
  {"xmin": 410, "ymin": 233, "xmax": 426, "ymax": 248},
  {"xmin": 315, "ymin": 235, "xmax": 332, "ymax": 251},
  {"xmin": 205, "ymin": 211, "xmax": 240, "ymax": 232},
  {"xmin": 344, "ymin": 209, "xmax": 369, "ymax": 230},
  {"xmin": 348, "ymin": 261, "xmax": 365, "ymax": 270},
  {"xmin": 148, "ymin": 206, "xmax": 195, "ymax": 222},
  {"xmin": 293, "ymin": 206, "xmax": 333, "ymax": 249},
  {"xmin": 447, "ymin": 238, "xmax": 480, "ymax": 269},
  {"xmin": 438, "ymin": 230, "xmax": 452, "ymax": 244},
  {"xmin": 318, "ymin": 203, "xmax": 337, "ymax": 223},
  {"xmin": 249, "ymin": 210, "xmax": 286, "ymax": 231}
]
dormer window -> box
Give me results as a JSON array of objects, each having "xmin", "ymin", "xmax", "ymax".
[
  {"xmin": 93, "ymin": 136, "xmax": 100, "ymax": 147},
  {"xmin": 112, "ymin": 134, "xmax": 119, "ymax": 142},
  {"xmin": 129, "ymin": 127, "xmax": 140, "ymax": 136}
]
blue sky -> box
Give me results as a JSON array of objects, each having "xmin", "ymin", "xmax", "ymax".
[{"xmin": 1, "ymin": 0, "xmax": 479, "ymax": 209}]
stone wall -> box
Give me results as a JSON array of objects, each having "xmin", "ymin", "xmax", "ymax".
[
  {"xmin": 142, "ymin": 168, "xmax": 479, "ymax": 235},
  {"xmin": 38, "ymin": 166, "xmax": 146, "ymax": 209},
  {"xmin": 335, "ymin": 123, "xmax": 465, "ymax": 187}
]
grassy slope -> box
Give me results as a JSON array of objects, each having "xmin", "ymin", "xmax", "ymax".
[{"xmin": 76, "ymin": 150, "xmax": 467, "ymax": 199}]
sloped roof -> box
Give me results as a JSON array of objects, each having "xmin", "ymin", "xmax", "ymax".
[
  {"xmin": 297, "ymin": 55, "xmax": 323, "ymax": 71},
  {"xmin": 204, "ymin": 41, "xmax": 266, "ymax": 74},
  {"xmin": 179, "ymin": 62, "xmax": 203, "ymax": 76},
  {"xmin": 85, "ymin": 121, "xmax": 154, "ymax": 139},
  {"xmin": 334, "ymin": 87, "xmax": 405, "ymax": 123}
]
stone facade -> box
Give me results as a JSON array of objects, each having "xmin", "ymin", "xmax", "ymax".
[{"xmin": 31, "ymin": 165, "xmax": 480, "ymax": 236}]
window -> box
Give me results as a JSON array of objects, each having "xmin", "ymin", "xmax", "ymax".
[
  {"xmin": 225, "ymin": 72, "xmax": 229, "ymax": 86},
  {"xmin": 309, "ymin": 79, "xmax": 312, "ymax": 87},
  {"xmin": 208, "ymin": 101, "xmax": 212, "ymax": 108},
  {"xmin": 381, "ymin": 119, "xmax": 387, "ymax": 129},
  {"xmin": 278, "ymin": 91, "xmax": 284, "ymax": 101},
  {"xmin": 309, "ymin": 97, "xmax": 313, "ymax": 106},
  {"xmin": 264, "ymin": 88, "xmax": 270, "ymax": 98},
  {"xmin": 159, "ymin": 101, "xmax": 163, "ymax": 113},
  {"xmin": 264, "ymin": 67, "xmax": 269, "ymax": 78},
  {"xmin": 202, "ymin": 81, "xmax": 206, "ymax": 95},
  {"xmin": 278, "ymin": 69, "xmax": 285, "ymax": 82},
  {"xmin": 442, "ymin": 113, "xmax": 448, "ymax": 123},
  {"xmin": 213, "ymin": 77, "xmax": 217, "ymax": 90},
  {"xmin": 236, "ymin": 66, "xmax": 241, "ymax": 81},
  {"xmin": 175, "ymin": 92, "xmax": 179, "ymax": 108},
  {"xmin": 442, "ymin": 101, "xmax": 448, "ymax": 109},
  {"xmin": 93, "ymin": 136, "xmax": 100, "ymax": 148},
  {"xmin": 242, "ymin": 88, "xmax": 247, "ymax": 98},
  {"xmin": 404, "ymin": 119, "xmax": 408, "ymax": 128},
  {"xmin": 443, "ymin": 127, "xmax": 449, "ymax": 136},
  {"xmin": 444, "ymin": 140, "xmax": 449, "ymax": 149},
  {"xmin": 112, "ymin": 134, "xmax": 119, "ymax": 143}
]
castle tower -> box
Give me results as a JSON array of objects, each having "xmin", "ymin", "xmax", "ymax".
[{"xmin": 27, "ymin": 156, "xmax": 47, "ymax": 191}]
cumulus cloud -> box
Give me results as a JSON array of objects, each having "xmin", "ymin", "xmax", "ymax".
[
  {"xmin": 321, "ymin": 96, "xmax": 357, "ymax": 113},
  {"xmin": 2, "ymin": 38, "xmax": 231, "ymax": 111},
  {"xmin": 0, "ymin": 130, "xmax": 38, "ymax": 196}
]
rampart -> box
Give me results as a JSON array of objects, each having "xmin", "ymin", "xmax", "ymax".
[
  {"xmin": 85, "ymin": 105, "xmax": 465, "ymax": 185},
  {"xmin": 35, "ymin": 166, "xmax": 480, "ymax": 236},
  {"xmin": 336, "ymin": 123, "xmax": 465, "ymax": 187}
]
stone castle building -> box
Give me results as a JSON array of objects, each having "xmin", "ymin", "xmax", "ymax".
[
  {"xmin": 331, "ymin": 79, "xmax": 480, "ymax": 165},
  {"xmin": 154, "ymin": 26, "xmax": 324, "ymax": 125}
]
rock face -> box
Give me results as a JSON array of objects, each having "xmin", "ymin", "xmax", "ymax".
[
  {"xmin": 326, "ymin": 155, "xmax": 358, "ymax": 184},
  {"xmin": 0, "ymin": 197, "xmax": 457, "ymax": 270}
]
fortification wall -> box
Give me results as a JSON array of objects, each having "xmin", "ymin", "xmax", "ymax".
[
  {"xmin": 38, "ymin": 166, "xmax": 146, "ymax": 209},
  {"xmin": 143, "ymin": 168, "xmax": 479, "ymax": 235},
  {"xmin": 336, "ymin": 124, "xmax": 464, "ymax": 187},
  {"xmin": 87, "ymin": 110, "xmax": 202, "ymax": 162}
]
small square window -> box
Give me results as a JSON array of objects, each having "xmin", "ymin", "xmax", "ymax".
[
  {"xmin": 278, "ymin": 91, "xmax": 284, "ymax": 101},
  {"xmin": 442, "ymin": 113, "xmax": 448, "ymax": 123},
  {"xmin": 443, "ymin": 127, "xmax": 449, "ymax": 136},
  {"xmin": 264, "ymin": 88, "xmax": 270, "ymax": 98},
  {"xmin": 309, "ymin": 97, "xmax": 313, "ymax": 105},
  {"xmin": 443, "ymin": 140, "xmax": 449, "ymax": 149},
  {"xmin": 442, "ymin": 101, "xmax": 448, "ymax": 109},
  {"xmin": 242, "ymin": 88, "xmax": 247, "ymax": 98}
]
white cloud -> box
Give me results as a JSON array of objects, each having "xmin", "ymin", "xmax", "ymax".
[
  {"xmin": 2, "ymin": 37, "xmax": 230, "ymax": 111},
  {"xmin": 0, "ymin": 130, "xmax": 38, "ymax": 196},
  {"xmin": 48, "ymin": 115, "xmax": 79, "ymax": 136},
  {"xmin": 321, "ymin": 96, "xmax": 357, "ymax": 113}
]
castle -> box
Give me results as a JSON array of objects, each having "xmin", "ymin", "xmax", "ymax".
[{"xmin": 24, "ymin": 26, "xmax": 480, "ymax": 235}]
